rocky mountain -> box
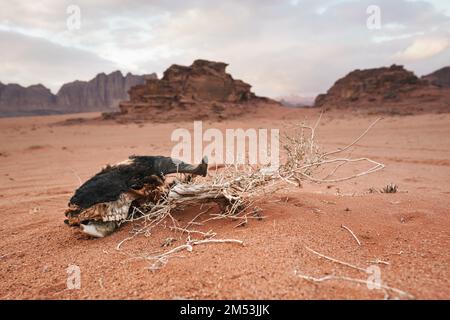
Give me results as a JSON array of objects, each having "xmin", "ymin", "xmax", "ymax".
[
  {"xmin": 0, "ymin": 71, "xmax": 156, "ymax": 117},
  {"xmin": 106, "ymin": 59, "xmax": 280, "ymax": 122},
  {"xmin": 277, "ymin": 94, "xmax": 315, "ymax": 107},
  {"xmin": 422, "ymin": 66, "xmax": 450, "ymax": 88},
  {"xmin": 314, "ymin": 65, "xmax": 450, "ymax": 114},
  {"xmin": 0, "ymin": 82, "xmax": 57, "ymax": 116},
  {"xmin": 56, "ymin": 71, "xmax": 156, "ymax": 113}
]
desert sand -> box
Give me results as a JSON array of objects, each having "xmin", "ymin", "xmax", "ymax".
[{"xmin": 0, "ymin": 108, "xmax": 449, "ymax": 299}]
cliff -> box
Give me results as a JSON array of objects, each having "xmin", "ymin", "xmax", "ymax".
[
  {"xmin": 106, "ymin": 59, "xmax": 279, "ymax": 122},
  {"xmin": 314, "ymin": 65, "xmax": 450, "ymax": 114},
  {"xmin": 0, "ymin": 71, "xmax": 156, "ymax": 117}
]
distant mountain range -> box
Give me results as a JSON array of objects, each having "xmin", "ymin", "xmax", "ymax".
[
  {"xmin": 277, "ymin": 94, "xmax": 315, "ymax": 107},
  {"xmin": 0, "ymin": 71, "xmax": 156, "ymax": 117},
  {"xmin": 314, "ymin": 64, "xmax": 450, "ymax": 114},
  {"xmin": 422, "ymin": 66, "xmax": 450, "ymax": 88},
  {"xmin": 1, "ymin": 65, "xmax": 448, "ymax": 117}
]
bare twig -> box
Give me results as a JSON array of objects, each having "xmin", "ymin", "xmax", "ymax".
[
  {"xmin": 304, "ymin": 246, "xmax": 366, "ymax": 272},
  {"xmin": 147, "ymin": 238, "xmax": 244, "ymax": 271},
  {"xmin": 116, "ymin": 235, "xmax": 136, "ymax": 250},
  {"xmin": 322, "ymin": 118, "xmax": 382, "ymax": 158},
  {"xmin": 294, "ymin": 271, "xmax": 414, "ymax": 299},
  {"xmin": 370, "ymin": 259, "xmax": 390, "ymax": 265},
  {"xmin": 280, "ymin": 117, "xmax": 384, "ymax": 185},
  {"xmin": 341, "ymin": 224, "xmax": 362, "ymax": 246},
  {"xmin": 170, "ymin": 226, "xmax": 216, "ymax": 238},
  {"xmin": 116, "ymin": 116, "xmax": 384, "ymax": 271}
]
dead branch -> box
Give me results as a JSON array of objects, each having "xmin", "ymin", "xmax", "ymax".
[
  {"xmin": 341, "ymin": 224, "xmax": 362, "ymax": 246},
  {"xmin": 294, "ymin": 270, "xmax": 414, "ymax": 300},
  {"xmin": 169, "ymin": 226, "xmax": 216, "ymax": 238},
  {"xmin": 321, "ymin": 118, "xmax": 382, "ymax": 158},
  {"xmin": 147, "ymin": 238, "xmax": 244, "ymax": 271},
  {"xmin": 117, "ymin": 115, "xmax": 385, "ymax": 271},
  {"xmin": 304, "ymin": 246, "xmax": 366, "ymax": 272},
  {"xmin": 279, "ymin": 117, "xmax": 384, "ymax": 184}
]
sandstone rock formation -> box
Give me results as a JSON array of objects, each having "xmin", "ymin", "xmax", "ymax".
[
  {"xmin": 314, "ymin": 65, "xmax": 450, "ymax": 114},
  {"xmin": 107, "ymin": 59, "xmax": 279, "ymax": 122},
  {"xmin": 0, "ymin": 82, "xmax": 57, "ymax": 116},
  {"xmin": 422, "ymin": 66, "xmax": 450, "ymax": 88},
  {"xmin": 57, "ymin": 71, "xmax": 156, "ymax": 113},
  {"xmin": 0, "ymin": 71, "xmax": 155, "ymax": 117}
]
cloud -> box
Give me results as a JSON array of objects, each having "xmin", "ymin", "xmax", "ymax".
[
  {"xmin": 0, "ymin": 30, "xmax": 117, "ymax": 92},
  {"xmin": 0, "ymin": 0, "xmax": 449, "ymax": 97},
  {"xmin": 394, "ymin": 35, "xmax": 450, "ymax": 60}
]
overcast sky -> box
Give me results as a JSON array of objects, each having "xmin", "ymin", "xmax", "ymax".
[{"xmin": 0, "ymin": 0, "xmax": 449, "ymax": 98}]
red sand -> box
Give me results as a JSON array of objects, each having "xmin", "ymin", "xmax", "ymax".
[{"xmin": 0, "ymin": 109, "xmax": 449, "ymax": 299}]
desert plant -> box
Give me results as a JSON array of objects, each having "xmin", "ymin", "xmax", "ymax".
[
  {"xmin": 381, "ymin": 183, "xmax": 398, "ymax": 193},
  {"xmin": 117, "ymin": 116, "xmax": 385, "ymax": 270}
]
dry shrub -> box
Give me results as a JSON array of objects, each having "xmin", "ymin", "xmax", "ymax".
[{"xmin": 117, "ymin": 116, "xmax": 384, "ymax": 270}]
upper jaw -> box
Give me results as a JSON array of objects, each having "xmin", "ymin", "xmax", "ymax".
[{"xmin": 80, "ymin": 221, "xmax": 118, "ymax": 238}]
